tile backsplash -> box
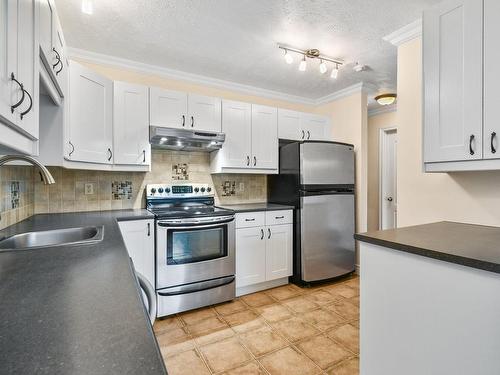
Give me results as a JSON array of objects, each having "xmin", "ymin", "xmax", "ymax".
[
  {"xmin": 0, "ymin": 166, "xmax": 34, "ymax": 230},
  {"xmin": 32, "ymin": 150, "xmax": 267, "ymax": 215}
]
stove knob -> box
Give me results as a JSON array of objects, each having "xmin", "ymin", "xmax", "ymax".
[
  {"xmin": 194, "ymin": 187, "xmax": 200, "ymax": 193},
  {"xmin": 207, "ymin": 187, "xmax": 212, "ymax": 192},
  {"xmin": 158, "ymin": 187, "xmax": 164, "ymax": 193},
  {"xmin": 150, "ymin": 188, "xmax": 156, "ymax": 194},
  {"xmin": 165, "ymin": 187, "xmax": 171, "ymax": 193},
  {"xmin": 201, "ymin": 187, "xmax": 206, "ymax": 193}
]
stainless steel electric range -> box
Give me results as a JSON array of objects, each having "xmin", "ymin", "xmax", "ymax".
[{"xmin": 146, "ymin": 183, "xmax": 235, "ymax": 317}]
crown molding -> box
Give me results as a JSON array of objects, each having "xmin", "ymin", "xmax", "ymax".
[
  {"xmin": 368, "ymin": 103, "xmax": 397, "ymax": 117},
  {"xmin": 68, "ymin": 47, "xmax": 376, "ymax": 108},
  {"xmin": 383, "ymin": 19, "xmax": 422, "ymax": 46},
  {"xmin": 315, "ymin": 82, "xmax": 375, "ymax": 106},
  {"xmin": 67, "ymin": 47, "xmax": 317, "ymax": 106}
]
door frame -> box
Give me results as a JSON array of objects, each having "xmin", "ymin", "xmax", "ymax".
[{"xmin": 378, "ymin": 127, "xmax": 397, "ymax": 230}]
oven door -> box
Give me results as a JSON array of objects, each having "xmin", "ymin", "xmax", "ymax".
[{"xmin": 156, "ymin": 215, "xmax": 235, "ymax": 289}]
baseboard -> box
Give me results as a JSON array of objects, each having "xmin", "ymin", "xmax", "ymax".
[{"xmin": 236, "ymin": 277, "xmax": 289, "ymax": 297}]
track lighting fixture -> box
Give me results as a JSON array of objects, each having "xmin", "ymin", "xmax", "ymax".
[{"xmin": 277, "ymin": 44, "xmax": 344, "ymax": 78}]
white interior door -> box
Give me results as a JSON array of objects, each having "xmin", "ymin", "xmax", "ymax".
[
  {"xmin": 380, "ymin": 129, "xmax": 397, "ymax": 230},
  {"xmin": 251, "ymin": 104, "xmax": 278, "ymax": 169},
  {"xmin": 113, "ymin": 81, "xmax": 149, "ymax": 165}
]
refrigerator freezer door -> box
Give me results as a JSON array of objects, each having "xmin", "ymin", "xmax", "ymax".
[
  {"xmin": 300, "ymin": 142, "xmax": 354, "ymax": 186},
  {"xmin": 300, "ymin": 193, "xmax": 355, "ymax": 282}
]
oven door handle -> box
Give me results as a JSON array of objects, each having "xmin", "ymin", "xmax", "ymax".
[
  {"xmin": 157, "ymin": 217, "xmax": 234, "ymax": 228},
  {"xmin": 157, "ymin": 276, "xmax": 235, "ymax": 296}
]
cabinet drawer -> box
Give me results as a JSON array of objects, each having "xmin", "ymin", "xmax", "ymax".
[
  {"xmin": 265, "ymin": 210, "xmax": 293, "ymax": 225},
  {"xmin": 235, "ymin": 212, "xmax": 265, "ymax": 228}
]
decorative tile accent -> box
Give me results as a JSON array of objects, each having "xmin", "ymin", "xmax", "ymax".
[
  {"xmin": 10, "ymin": 181, "xmax": 20, "ymax": 209},
  {"xmin": 112, "ymin": 181, "xmax": 133, "ymax": 200},
  {"xmin": 172, "ymin": 163, "xmax": 189, "ymax": 180},
  {"xmin": 221, "ymin": 180, "xmax": 236, "ymax": 196}
]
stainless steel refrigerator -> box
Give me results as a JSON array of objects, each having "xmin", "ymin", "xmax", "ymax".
[{"xmin": 268, "ymin": 141, "xmax": 355, "ymax": 284}]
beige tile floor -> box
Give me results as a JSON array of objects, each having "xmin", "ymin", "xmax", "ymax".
[{"xmin": 154, "ymin": 275, "xmax": 359, "ymax": 375}]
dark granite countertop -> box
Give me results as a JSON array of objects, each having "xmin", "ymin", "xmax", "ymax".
[
  {"xmin": 216, "ymin": 202, "xmax": 295, "ymax": 213},
  {"xmin": 0, "ymin": 209, "xmax": 166, "ymax": 375},
  {"xmin": 355, "ymin": 221, "xmax": 500, "ymax": 274}
]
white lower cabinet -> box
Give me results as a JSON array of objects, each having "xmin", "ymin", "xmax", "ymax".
[
  {"xmin": 118, "ymin": 219, "xmax": 155, "ymax": 287},
  {"xmin": 235, "ymin": 210, "xmax": 293, "ymax": 293},
  {"xmin": 235, "ymin": 226, "xmax": 267, "ymax": 288}
]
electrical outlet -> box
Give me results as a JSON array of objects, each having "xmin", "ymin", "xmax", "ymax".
[
  {"xmin": 239, "ymin": 182, "xmax": 245, "ymax": 192},
  {"xmin": 85, "ymin": 183, "xmax": 94, "ymax": 195}
]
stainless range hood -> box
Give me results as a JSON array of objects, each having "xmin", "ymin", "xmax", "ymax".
[{"xmin": 149, "ymin": 126, "xmax": 225, "ymax": 152}]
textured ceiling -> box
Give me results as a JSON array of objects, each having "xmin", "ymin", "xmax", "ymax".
[{"xmin": 55, "ymin": 0, "xmax": 439, "ymax": 104}]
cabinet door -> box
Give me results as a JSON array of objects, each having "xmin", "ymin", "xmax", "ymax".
[
  {"xmin": 235, "ymin": 226, "xmax": 266, "ymax": 288},
  {"xmin": 423, "ymin": 0, "xmax": 483, "ymax": 162},
  {"xmin": 52, "ymin": 15, "xmax": 67, "ymax": 96},
  {"xmin": 251, "ymin": 104, "xmax": 278, "ymax": 170},
  {"xmin": 118, "ymin": 219, "xmax": 155, "ymax": 287},
  {"xmin": 113, "ymin": 81, "xmax": 150, "ymax": 165},
  {"xmin": 188, "ymin": 94, "xmax": 221, "ymax": 132},
  {"xmin": 38, "ymin": 0, "xmax": 53, "ymax": 65},
  {"xmin": 278, "ymin": 109, "xmax": 301, "ymax": 140},
  {"xmin": 302, "ymin": 113, "xmax": 329, "ymax": 141},
  {"xmin": 15, "ymin": 0, "xmax": 38, "ymax": 138},
  {"xmin": 149, "ymin": 87, "xmax": 187, "ymax": 129},
  {"xmin": 220, "ymin": 100, "xmax": 252, "ymax": 168},
  {"xmin": 68, "ymin": 61, "xmax": 113, "ymax": 164},
  {"xmin": 0, "ymin": 0, "xmax": 18, "ymax": 126},
  {"xmin": 265, "ymin": 224, "xmax": 293, "ymax": 281},
  {"xmin": 483, "ymin": 0, "xmax": 500, "ymax": 159}
]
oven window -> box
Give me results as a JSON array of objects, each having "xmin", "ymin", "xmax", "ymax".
[{"xmin": 167, "ymin": 225, "xmax": 227, "ymax": 265}]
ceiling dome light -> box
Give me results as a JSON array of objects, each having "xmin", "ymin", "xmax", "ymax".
[
  {"xmin": 375, "ymin": 93, "xmax": 397, "ymax": 106},
  {"xmin": 299, "ymin": 55, "xmax": 307, "ymax": 72},
  {"xmin": 319, "ymin": 60, "xmax": 327, "ymax": 74},
  {"xmin": 330, "ymin": 64, "xmax": 339, "ymax": 79},
  {"xmin": 284, "ymin": 50, "xmax": 293, "ymax": 64}
]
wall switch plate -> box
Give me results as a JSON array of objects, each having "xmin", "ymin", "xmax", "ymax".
[
  {"xmin": 85, "ymin": 183, "xmax": 94, "ymax": 195},
  {"xmin": 239, "ymin": 182, "xmax": 245, "ymax": 192}
]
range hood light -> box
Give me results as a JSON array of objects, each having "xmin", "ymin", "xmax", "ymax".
[
  {"xmin": 160, "ymin": 137, "xmax": 168, "ymax": 143},
  {"xmin": 150, "ymin": 127, "xmax": 226, "ymax": 152}
]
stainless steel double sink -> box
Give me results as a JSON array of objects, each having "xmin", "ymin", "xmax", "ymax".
[{"xmin": 0, "ymin": 226, "xmax": 104, "ymax": 252}]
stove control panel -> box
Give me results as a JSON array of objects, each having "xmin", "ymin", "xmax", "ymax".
[{"xmin": 146, "ymin": 184, "xmax": 213, "ymax": 198}]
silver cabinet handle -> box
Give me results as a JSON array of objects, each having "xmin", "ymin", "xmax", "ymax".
[
  {"xmin": 307, "ymin": 130, "xmax": 310, "ymax": 140},
  {"xmin": 182, "ymin": 115, "xmax": 185, "ymax": 127},
  {"xmin": 268, "ymin": 228, "xmax": 271, "ymax": 239},
  {"xmin": 107, "ymin": 148, "xmax": 113, "ymax": 161},
  {"xmin": 260, "ymin": 228, "xmax": 264, "ymax": 240},
  {"xmin": 147, "ymin": 222, "xmax": 151, "ymax": 236},
  {"xmin": 275, "ymin": 215, "xmax": 284, "ymax": 219},
  {"xmin": 245, "ymin": 218, "xmax": 255, "ymax": 221},
  {"xmin": 191, "ymin": 116, "xmax": 194, "ymax": 127},
  {"xmin": 69, "ymin": 141, "xmax": 75, "ymax": 156},
  {"xmin": 301, "ymin": 130, "xmax": 305, "ymax": 139},
  {"xmin": 246, "ymin": 155, "xmax": 250, "ymax": 166},
  {"xmin": 253, "ymin": 156, "xmax": 257, "ymax": 166}
]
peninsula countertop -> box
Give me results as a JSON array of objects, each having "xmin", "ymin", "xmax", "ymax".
[
  {"xmin": 355, "ymin": 221, "xmax": 500, "ymax": 274},
  {"xmin": 0, "ymin": 210, "xmax": 166, "ymax": 375}
]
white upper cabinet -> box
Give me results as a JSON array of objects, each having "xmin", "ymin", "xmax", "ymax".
[
  {"xmin": 251, "ymin": 104, "xmax": 278, "ymax": 169},
  {"xmin": 39, "ymin": 0, "xmax": 65, "ymax": 97},
  {"xmin": 278, "ymin": 109, "xmax": 329, "ymax": 141},
  {"xmin": 483, "ymin": 0, "xmax": 500, "ymax": 159},
  {"xmin": 278, "ymin": 109, "xmax": 301, "ymax": 140},
  {"xmin": 301, "ymin": 113, "xmax": 329, "ymax": 141},
  {"xmin": 68, "ymin": 61, "xmax": 113, "ymax": 164},
  {"xmin": 188, "ymin": 94, "xmax": 221, "ymax": 132},
  {"xmin": 149, "ymin": 87, "xmax": 187, "ymax": 129},
  {"xmin": 220, "ymin": 100, "xmax": 252, "ymax": 168},
  {"xmin": 423, "ymin": 0, "xmax": 483, "ymax": 163},
  {"xmin": 0, "ymin": 0, "xmax": 39, "ymax": 154},
  {"xmin": 113, "ymin": 81, "xmax": 150, "ymax": 166},
  {"xmin": 149, "ymin": 87, "xmax": 221, "ymax": 132},
  {"xmin": 211, "ymin": 101, "xmax": 278, "ymax": 173},
  {"xmin": 39, "ymin": 0, "xmax": 53, "ymax": 64}
]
